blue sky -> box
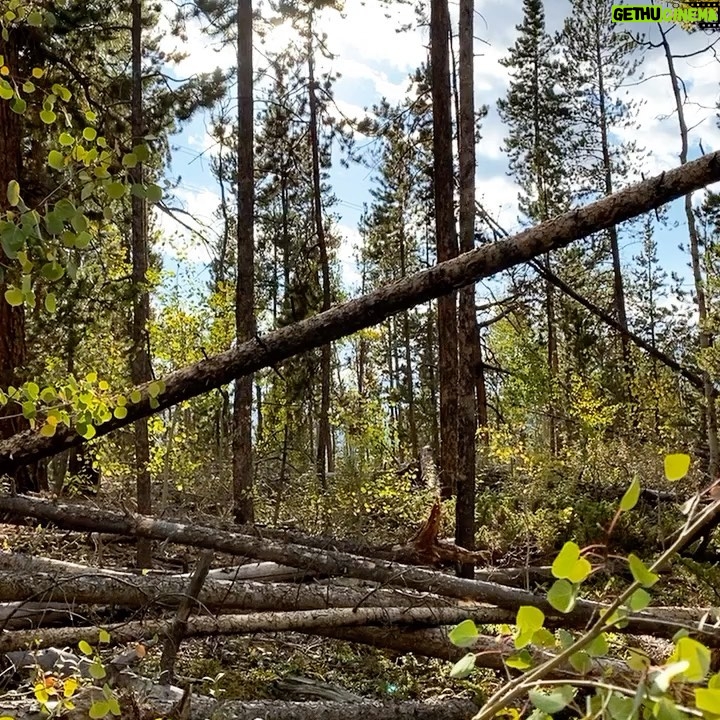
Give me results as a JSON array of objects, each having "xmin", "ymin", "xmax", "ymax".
[{"xmin": 155, "ymin": 0, "xmax": 720, "ymax": 309}]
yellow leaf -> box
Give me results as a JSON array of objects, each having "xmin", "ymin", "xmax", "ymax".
[{"xmin": 664, "ymin": 453, "xmax": 691, "ymax": 481}]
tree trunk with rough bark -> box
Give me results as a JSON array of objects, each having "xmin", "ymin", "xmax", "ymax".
[
  {"xmin": 130, "ymin": 0, "xmax": 153, "ymax": 567},
  {"xmin": 233, "ymin": 0, "xmax": 256, "ymax": 523},
  {"xmin": 456, "ymin": 0, "xmax": 477, "ymax": 578},
  {"xmin": 430, "ymin": 0, "xmax": 459, "ymax": 500},
  {"xmin": 658, "ymin": 24, "xmax": 719, "ymax": 479}
]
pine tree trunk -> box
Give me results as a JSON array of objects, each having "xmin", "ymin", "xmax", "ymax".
[
  {"xmin": 130, "ymin": 0, "xmax": 153, "ymax": 567},
  {"xmin": 307, "ymin": 18, "xmax": 333, "ymax": 487},
  {"xmin": 430, "ymin": 0, "xmax": 459, "ymax": 499},
  {"xmin": 0, "ymin": 33, "xmax": 44, "ymax": 494},
  {"xmin": 233, "ymin": 0, "xmax": 256, "ymax": 523},
  {"xmin": 658, "ymin": 28, "xmax": 719, "ymax": 478},
  {"xmin": 595, "ymin": 32, "xmax": 632, "ymax": 396},
  {"xmin": 456, "ymin": 0, "xmax": 477, "ymax": 577}
]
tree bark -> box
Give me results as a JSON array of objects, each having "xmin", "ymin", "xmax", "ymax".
[
  {"xmin": 233, "ymin": 0, "xmax": 256, "ymax": 523},
  {"xmin": 658, "ymin": 23, "xmax": 719, "ymax": 478},
  {"xmin": 430, "ymin": 0, "xmax": 459, "ymax": 500},
  {"xmin": 1, "ymin": 153, "xmax": 719, "ymax": 470},
  {"xmin": 307, "ymin": 13, "xmax": 333, "ymax": 488},
  {"xmin": 130, "ymin": 0, "xmax": 153, "ymax": 568},
  {"xmin": 0, "ymin": 32, "xmax": 38, "ymax": 494},
  {"xmin": 455, "ymin": 0, "xmax": 477, "ymax": 579}
]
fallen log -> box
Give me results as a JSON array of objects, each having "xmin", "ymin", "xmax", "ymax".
[
  {"xmin": 0, "ymin": 606, "xmax": 517, "ymax": 652},
  {"xmin": 0, "ymin": 496, "xmax": 715, "ymax": 643},
  {"xmin": 0, "ymin": 568, "xmax": 489, "ymax": 613},
  {"xmin": 2, "ymin": 152, "xmax": 719, "ymax": 471}
]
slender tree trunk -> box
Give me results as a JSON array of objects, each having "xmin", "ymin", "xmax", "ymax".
[
  {"xmin": 595, "ymin": 30, "xmax": 632, "ymax": 397},
  {"xmin": 233, "ymin": 0, "xmax": 256, "ymax": 523},
  {"xmin": 130, "ymin": 0, "xmax": 152, "ymax": 567},
  {"xmin": 0, "ymin": 32, "xmax": 42, "ymax": 494},
  {"xmin": 456, "ymin": 0, "xmax": 477, "ymax": 577},
  {"xmin": 307, "ymin": 16, "xmax": 333, "ymax": 487},
  {"xmin": 430, "ymin": 0, "xmax": 459, "ymax": 499},
  {"xmin": 658, "ymin": 24, "xmax": 719, "ymax": 478}
]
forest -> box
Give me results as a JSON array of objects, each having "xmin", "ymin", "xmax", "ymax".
[{"xmin": 1, "ymin": 0, "xmax": 720, "ymax": 717}]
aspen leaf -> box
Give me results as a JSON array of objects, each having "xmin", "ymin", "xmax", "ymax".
[
  {"xmin": 6, "ymin": 180, "xmax": 19, "ymax": 207},
  {"xmin": 448, "ymin": 619, "xmax": 479, "ymax": 648},
  {"xmin": 664, "ymin": 453, "xmax": 690, "ymax": 481},
  {"xmin": 449, "ymin": 652, "xmax": 475, "ymax": 679},
  {"xmin": 620, "ymin": 476, "xmax": 641, "ymax": 511}
]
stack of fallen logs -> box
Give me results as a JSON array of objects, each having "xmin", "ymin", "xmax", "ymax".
[{"xmin": 0, "ymin": 495, "xmax": 716, "ymax": 720}]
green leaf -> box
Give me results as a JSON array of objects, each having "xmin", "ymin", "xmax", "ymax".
[
  {"xmin": 83, "ymin": 126, "xmax": 97, "ymax": 141},
  {"xmin": 98, "ymin": 629, "xmax": 111, "ymax": 644},
  {"xmin": 146, "ymin": 183, "xmax": 163, "ymax": 203},
  {"xmin": 569, "ymin": 650, "xmax": 592, "ymax": 674},
  {"xmin": 620, "ymin": 476, "xmax": 641, "ymax": 512},
  {"xmin": 75, "ymin": 231, "xmax": 92, "ymax": 249},
  {"xmin": 4, "ymin": 287, "xmax": 23, "ymax": 306},
  {"xmin": 6, "ymin": 180, "xmax": 19, "ymax": 207},
  {"xmin": 148, "ymin": 380, "xmax": 164, "ymax": 398},
  {"xmin": 448, "ymin": 619, "xmax": 479, "ymax": 648},
  {"xmin": 664, "ymin": 453, "xmax": 691, "ymax": 481},
  {"xmin": 529, "ymin": 686, "xmax": 575, "ymax": 714},
  {"xmin": 22, "ymin": 81, "xmax": 35, "ymax": 93},
  {"xmin": 586, "ymin": 633, "xmax": 609, "ymax": 657},
  {"xmin": 449, "ymin": 652, "xmax": 475, "ymax": 679},
  {"xmin": 10, "ymin": 97, "xmax": 26, "ymax": 114},
  {"xmin": 606, "ymin": 692, "xmax": 636, "ymax": 720},
  {"xmin": 532, "ymin": 628, "xmax": 556, "ymax": 647},
  {"xmin": 695, "ymin": 688, "xmax": 720, "ymax": 714},
  {"xmin": 515, "ymin": 605, "xmax": 545, "ymax": 649},
  {"xmin": 89, "ymin": 699, "xmax": 110, "ymax": 719},
  {"xmin": 628, "ymin": 588, "xmax": 651, "ymax": 612},
  {"xmin": 59, "ymin": 132, "xmax": 74, "ymax": 146},
  {"xmin": 48, "ymin": 150, "xmax": 64, "ymax": 171},
  {"xmin": 547, "ymin": 579, "xmax": 576, "ymax": 613},
  {"xmin": 506, "ymin": 649, "xmax": 533, "ymax": 670},
  {"xmin": 667, "ymin": 637, "xmax": 711, "ymax": 683},
  {"xmin": 130, "ymin": 389, "xmax": 142, "ymax": 404},
  {"xmin": 45, "ymin": 293, "xmax": 57, "ymax": 313},
  {"xmin": 628, "ymin": 554, "xmax": 659, "ymax": 588},
  {"xmin": 122, "ymin": 152, "xmax": 138, "ymax": 168},
  {"xmin": 40, "ymin": 109, "xmax": 56, "ymax": 124},
  {"xmin": 25, "ymin": 382, "xmax": 39, "ymax": 401},
  {"xmin": 78, "ymin": 640, "xmax": 93, "ymax": 656},
  {"xmin": 106, "ymin": 182, "xmax": 126, "ymax": 199},
  {"xmin": 0, "ymin": 80, "xmax": 12, "ymax": 100},
  {"xmin": 27, "ymin": 10, "xmax": 43, "ymax": 26},
  {"xmin": 41, "ymin": 262, "xmax": 65, "ymax": 282},
  {"xmin": 113, "ymin": 406, "xmax": 128, "ymax": 420},
  {"xmin": 133, "ymin": 143, "xmax": 151, "ymax": 162},
  {"xmin": 551, "ymin": 541, "xmax": 591, "ymax": 583},
  {"xmin": 89, "ymin": 660, "xmax": 106, "ymax": 680}
]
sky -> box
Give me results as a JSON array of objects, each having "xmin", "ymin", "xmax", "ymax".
[{"xmin": 154, "ymin": 0, "xmax": 720, "ymax": 306}]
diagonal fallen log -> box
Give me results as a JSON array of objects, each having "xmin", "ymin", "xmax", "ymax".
[
  {"xmin": 2, "ymin": 152, "xmax": 719, "ymax": 470},
  {"xmin": 0, "ymin": 496, "xmax": 717, "ymax": 643}
]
